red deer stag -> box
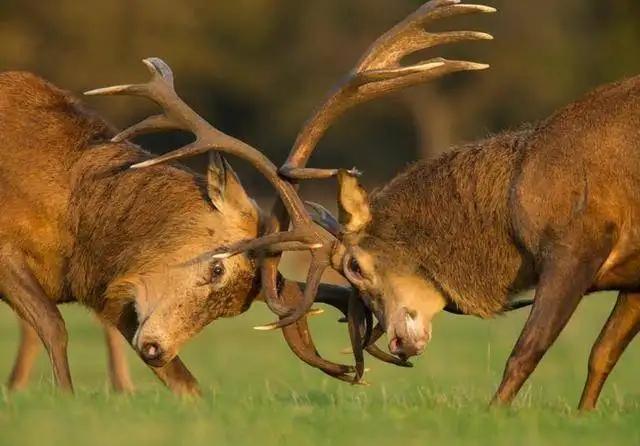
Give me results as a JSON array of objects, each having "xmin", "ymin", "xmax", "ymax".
[
  {"xmin": 130, "ymin": 0, "xmax": 640, "ymax": 409},
  {"xmin": 0, "ymin": 64, "xmax": 379, "ymax": 393}
]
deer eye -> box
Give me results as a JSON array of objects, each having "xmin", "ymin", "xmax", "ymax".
[
  {"xmin": 347, "ymin": 257, "xmax": 364, "ymax": 280},
  {"xmin": 210, "ymin": 261, "xmax": 225, "ymax": 282}
]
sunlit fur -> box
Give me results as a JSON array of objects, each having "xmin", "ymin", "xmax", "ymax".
[
  {"xmin": 364, "ymin": 127, "xmax": 536, "ymax": 318},
  {"xmin": 0, "ymin": 72, "xmax": 260, "ymax": 366},
  {"xmin": 342, "ymin": 75, "xmax": 640, "ymax": 355}
]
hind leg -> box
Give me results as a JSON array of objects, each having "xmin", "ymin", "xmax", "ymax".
[
  {"xmin": 7, "ymin": 317, "xmax": 41, "ymax": 391},
  {"xmin": 579, "ymin": 291, "xmax": 640, "ymax": 410}
]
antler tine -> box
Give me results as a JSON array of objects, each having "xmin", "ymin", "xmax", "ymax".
[
  {"xmin": 280, "ymin": 0, "xmax": 495, "ymax": 179},
  {"xmin": 253, "ymin": 0, "xmax": 496, "ymax": 335},
  {"xmin": 278, "ymin": 281, "xmax": 358, "ymax": 382}
]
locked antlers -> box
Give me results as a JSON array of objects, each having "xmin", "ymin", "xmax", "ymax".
[
  {"xmin": 261, "ymin": 0, "xmax": 495, "ymax": 330},
  {"xmin": 86, "ymin": 0, "xmax": 495, "ymax": 384}
]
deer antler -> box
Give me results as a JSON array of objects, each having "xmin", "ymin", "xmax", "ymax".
[
  {"xmin": 280, "ymin": 0, "xmax": 495, "ymax": 180},
  {"xmin": 257, "ymin": 0, "xmax": 495, "ymax": 334},
  {"xmin": 86, "ymin": 58, "xmax": 358, "ymax": 380}
]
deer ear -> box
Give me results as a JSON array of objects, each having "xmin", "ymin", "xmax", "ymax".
[
  {"xmin": 337, "ymin": 170, "xmax": 371, "ymax": 234},
  {"xmin": 207, "ymin": 152, "xmax": 257, "ymax": 218}
]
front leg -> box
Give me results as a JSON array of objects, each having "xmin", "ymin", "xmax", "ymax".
[
  {"xmin": 105, "ymin": 302, "xmax": 201, "ymax": 396},
  {"xmin": 0, "ymin": 244, "xmax": 73, "ymax": 392},
  {"xmin": 149, "ymin": 357, "xmax": 201, "ymax": 396},
  {"xmin": 491, "ymin": 233, "xmax": 612, "ymax": 406},
  {"xmin": 102, "ymin": 322, "xmax": 135, "ymax": 393}
]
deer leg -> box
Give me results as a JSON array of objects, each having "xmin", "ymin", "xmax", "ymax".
[
  {"xmin": 102, "ymin": 322, "xmax": 135, "ymax": 393},
  {"xmin": 148, "ymin": 357, "xmax": 201, "ymax": 396},
  {"xmin": 106, "ymin": 302, "xmax": 200, "ymax": 396},
  {"xmin": 7, "ymin": 316, "xmax": 41, "ymax": 391},
  {"xmin": 0, "ymin": 245, "xmax": 73, "ymax": 392},
  {"xmin": 578, "ymin": 291, "xmax": 640, "ymax": 411},
  {"xmin": 491, "ymin": 231, "xmax": 612, "ymax": 406}
]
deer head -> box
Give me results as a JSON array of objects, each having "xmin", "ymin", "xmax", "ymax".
[
  {"xmin": 308, "ymin": 170, "xmax": 451, "ymax": 359},
  {"xmin": 85, "ymin": 59, "xmax": 360, "ymax": 379}
]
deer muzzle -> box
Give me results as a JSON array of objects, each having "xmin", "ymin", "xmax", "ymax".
[
  {"xmin": 132, "ymin": 318, "xmax": 179, "ymax": 367},
  {"xmin": 387, "ymin": 307, "xmax": 432, "ymax": 359}
]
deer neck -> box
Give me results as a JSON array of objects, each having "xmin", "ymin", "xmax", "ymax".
[{"xmin": 369, "ymin": 128, "xmax": 538, "ymax": 317}]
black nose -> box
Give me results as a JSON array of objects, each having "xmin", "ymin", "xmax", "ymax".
[{"xmin": 140, "ymin": 342, "xmax": 163, "ymax": 362}]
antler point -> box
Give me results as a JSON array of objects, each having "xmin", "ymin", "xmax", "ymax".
[
  {"xmin": 130, "ymin": 160, "xmax": 155, "ymax": 170},
  {"xmin": 253, "ymin": 323, "xmax": 279, "ymax": 331},
  {"xmin": 306, "ymin": 308, "xmax": 325, "ymax": 317}
]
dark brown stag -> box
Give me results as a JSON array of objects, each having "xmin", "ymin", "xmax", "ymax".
[
  {"xmin": 0, "ymin": 65, "xmax": 373, "ymax": 392},
  {"xmin": 122, "ymin": 0, "xmax": 640, "ymax": 408}
]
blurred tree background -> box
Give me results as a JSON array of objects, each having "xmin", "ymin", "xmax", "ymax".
[{"xmin": 1, "ymin": 0, "xmax": 639, "ymax": 197}]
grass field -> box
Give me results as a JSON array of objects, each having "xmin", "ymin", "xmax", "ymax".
[{"xmin": 1, "ymin": 289, "xmax": 639, "ymax": 446}]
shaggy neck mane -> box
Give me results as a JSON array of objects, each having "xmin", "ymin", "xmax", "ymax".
[
  {"xmin": 367, "ymin": 127, "xmax": 539, "ymax": 317},
  {"xmin": 66, "ymin": 141, "xmax": 212, "ymax": 308}
]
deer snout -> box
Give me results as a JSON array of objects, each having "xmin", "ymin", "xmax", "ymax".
[
  {"xmin": 387, "ymin": 307, "xmax": 431, "ymax": 359},
  {"xmin": 389, "ymin": 336, "xmax": 427, "ymax": 358},
  {"xmin": 134, "ymin": 334, "xmax": 169, "ymax": 367},
  {"xmin": 133, "ymin": 321, "xmax": 174, "ymax": 367},
  {"xmin": 140, "ymin": 341, "xmax": 164, "ymax": 365}
]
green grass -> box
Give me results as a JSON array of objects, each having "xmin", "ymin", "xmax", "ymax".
[{"xmin": 1, "ymin": 291, "xmax": 639, "ymax": 446}]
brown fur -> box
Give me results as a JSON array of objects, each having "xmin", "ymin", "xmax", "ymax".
[
  {"xmin": 361, "ymin": 75, "xmax": 640, "ymax": 317},
  {"xmin": 0, "ymin": 72, "xmax": 260, "ymax": 391},
  {"xmin": 334, "ymin": 74, "xmax": 640, "ymax": 407}
]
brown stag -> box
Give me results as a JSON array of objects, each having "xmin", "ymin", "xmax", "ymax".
[
  {"xmin": 290, "ymin": 1, "xmax": 640, "ymax": 409},
  {"xmin": 130, "ymin": 0, "xmax": 640, "ymax": 409},
  {"xmin": 0, "ymin": 64, "xmax": 382, "ymax": 393}
]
